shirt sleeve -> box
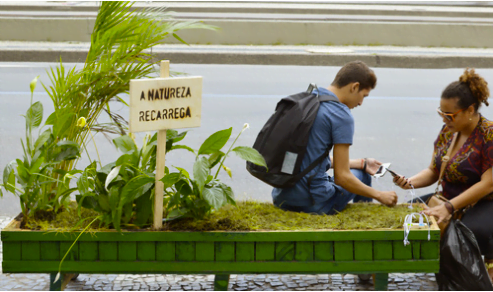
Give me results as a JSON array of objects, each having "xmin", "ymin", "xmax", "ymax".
[
  {"xmin": 331, "ymin": 107, "xmax": 354, "ymax": 145},
  {"xmin": 481, "ymin": 126, "xmax": 493, "ymax": 174}
]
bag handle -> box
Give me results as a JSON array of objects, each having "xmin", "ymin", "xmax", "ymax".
[{"xmin": 434, "ymin": 132, "xmax": 459, "ymax": 196}]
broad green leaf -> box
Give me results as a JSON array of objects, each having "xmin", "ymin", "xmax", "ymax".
[
  {"xmin": 120, "ymin": 175, "xmax": 154, "ymax": 205},
  {"xmin": 55, "ymin": 141, "xmax": 81, "ymax": 161},
  {"xmin": 170, "ymin": 144, "xmax": 195, "ymax": 155},
  {"xmin": 3, "ymin": 161, "xmax": 15, "ymax": 186},
  {"xmin": 34, "ymin": 129, "xmax": 52, "ymax": 151},
  {"xmin": 160, "ymin": 173, "xmax": 181, "ymax": 189},
  {"xmin": 198, "ymin": 128, "xmax": 232, "ymax": 155},
  {"xmin": 45, "ymin": 111, "xmax": 57, "ymax": 125},
  {"xmin": 232, "ymin": 146, "xmax": 268, "ymax": 169},
  {"xmin": 113, "ymin": 135, "xmax": 137, "ymax": 154},
  {"xmin": 3, "ymin": 162, "xmax": 16, "ymax": 193},
  {"xmin": 208, "ymin": 151, "xmax": 225, "ymax": 168},
  {"xmin": 174, "ymin": 167, "xmax": 190, "ymax": 180},
  {"xmin": 172, "ymin": 131, "xmax": 188, "ymax": 143},
  {"xmin": 25, "ymin": 101, "xmax": 43, "ymax": 128},
  {"xmin": 175, "ymin": 179, "xmax": 193, "ymax": 196},
  {"xmin": 202, "ymin": 186, "xmax": 224, "ymax": 210},
  {"xmin": 193, "ymin": 157, "xmax": 210, "ymax": 192},
  {"xmin": 105, "ymin": 165, "xmax": 121, "ymax": 191},
  {"xmin": 219, "ymin": 183, "xmax": 236, "ymax": 206},
  {"xmin": 134, "ymin": 189, "xmax": 152, "ymax": 227}
]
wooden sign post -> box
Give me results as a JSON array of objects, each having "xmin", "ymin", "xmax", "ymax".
[{"xmin": 129, "ymin": 60, "xmax": 202, "ymax": 229}]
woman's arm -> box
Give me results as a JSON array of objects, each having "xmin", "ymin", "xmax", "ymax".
[
  {"xmin": 394, "ymin": 157, "xmax": 439, "ymax": 189},
  {"xmin": 423, "ymin": 168, "xmax": 493, "ymax": 224}
]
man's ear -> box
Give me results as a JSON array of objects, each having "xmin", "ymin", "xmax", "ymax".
[{"xmin": 350, "ymin": 82, "xmax": 360, "ymax": 93}]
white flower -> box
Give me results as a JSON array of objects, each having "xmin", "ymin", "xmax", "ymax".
[{"xmin": 241, "ymin": 123, "xmax": 250, "ymax": 133}]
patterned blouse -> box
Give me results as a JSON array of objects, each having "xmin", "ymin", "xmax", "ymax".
[{"xmin": 432, "ymin": 115, "xmax": 493, "ymax": 199}]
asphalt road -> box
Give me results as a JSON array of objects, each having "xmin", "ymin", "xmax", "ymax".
[{"xmin": 2, "ymin": 62, "xmax": 493, "ymax": 216}]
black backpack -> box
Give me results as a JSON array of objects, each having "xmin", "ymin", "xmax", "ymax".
[{"xmin": 247, "ymin": 84, "xmax": 339, "ymax": 189}]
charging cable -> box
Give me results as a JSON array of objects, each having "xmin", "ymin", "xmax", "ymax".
[{"xmin": 403, "ymin": 213, "xmax": 431, "ymax": 246}]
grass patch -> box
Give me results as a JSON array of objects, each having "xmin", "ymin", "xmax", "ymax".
[
  {"xmin": 23, "ymin": 201, "xmax": 422, "ymax": 232},
  {"xmin": 166, "ymin": 201, "xmax": 422, "ymax": 231}
]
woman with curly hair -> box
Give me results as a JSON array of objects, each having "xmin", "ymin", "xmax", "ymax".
[{"xmin": 394, "ymin": 68, "xmax": 493, "ymax": 281}]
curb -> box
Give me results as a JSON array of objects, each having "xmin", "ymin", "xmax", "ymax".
[{"xmin": 2, "ymin": 49, "xmax": 493, "ymax": 69}]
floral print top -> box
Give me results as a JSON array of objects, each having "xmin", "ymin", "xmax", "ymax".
[{"xmin": 433, "ymin": 115, "xmax": 493, "ymax": 199}]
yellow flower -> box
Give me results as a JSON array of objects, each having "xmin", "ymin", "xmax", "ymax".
[
  {"xmin": 222, "ymin": 165, "xmax": 232, "ymax": 178},
  {"xmin": 129, "ymin": 132, "xmax": 136, "ymax": 142},
  {"xmin": 77, "ymin": 117, "xmax": 86, "ymax": 127}
]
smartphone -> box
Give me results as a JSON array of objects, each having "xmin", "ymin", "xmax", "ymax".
[
  {"xmin": 373, "ymin": 163, "xmax": 391, "ymax": 178},
  {"xmin": 386, "ymin": 168, "xmax": 399, "ymax": 178}
]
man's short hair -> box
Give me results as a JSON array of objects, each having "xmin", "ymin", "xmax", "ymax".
[{"xmin": 331, "ymin": 61, "xmax": 377, "ymax": 90}]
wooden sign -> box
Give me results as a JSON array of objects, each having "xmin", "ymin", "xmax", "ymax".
[
  {"xmin": 129, "ymin": 60, "xmax": 203, "ymax": 230},
  {"xmin": 129, "ymin": 76, "xmax": 203, "ymax": 132}
]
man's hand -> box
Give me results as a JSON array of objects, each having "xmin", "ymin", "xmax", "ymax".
[
  {"xmin": 376, "ymin": 191, "xmax": 398, "ymax": 207},
  {"xmin": 365, "ymin": 158, "xmax": 382, "ymax": 175}
]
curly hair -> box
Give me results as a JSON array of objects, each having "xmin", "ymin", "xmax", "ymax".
[{"xmin": 442, "ymin": 68, "xmax": 490, "ymax": 111}]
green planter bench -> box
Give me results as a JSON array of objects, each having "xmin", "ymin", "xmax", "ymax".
[{"xmin": 1, "ymin": 217, "xmax": 440, "ymax": 291}]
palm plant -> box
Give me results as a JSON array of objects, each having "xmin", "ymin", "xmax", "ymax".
[{"xmin": 1, "ymin": 1, "xmax": 215, "ymax": 219}]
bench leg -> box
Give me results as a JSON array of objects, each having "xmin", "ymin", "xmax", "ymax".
[
  {"xmin": 49, "ymin": 273, "xmax": 78, "ymax": 291},
  {"xmin": 374, "ymin": 273, "xmax": 389, "ymax": 291},
  {"xmin": 214, "ymin": 274, "xmax": 230, "ymax": 291}
]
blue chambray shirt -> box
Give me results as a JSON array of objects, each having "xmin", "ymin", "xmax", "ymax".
[{"xmin": 271, "ymin": 87, "xmax": 354, "ymax": 207}]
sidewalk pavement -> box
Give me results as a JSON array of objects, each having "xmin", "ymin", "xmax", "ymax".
[
  {"xmin": 2, "ymin": 41, "xmax": 493, "ymax": 68},
  {"xmin": 0, "ymin": 216, "xmax": 439, "ymax": 291}
]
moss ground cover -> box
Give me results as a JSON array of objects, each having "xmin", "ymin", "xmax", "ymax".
[{"xmin": 22, "ymin": 201, "xmax": 422, "ymax": 232}]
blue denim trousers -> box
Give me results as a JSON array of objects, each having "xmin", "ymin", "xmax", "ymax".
[{"xmin": 279, "ymin": 169, "xmax": 372, "ymax": 215}]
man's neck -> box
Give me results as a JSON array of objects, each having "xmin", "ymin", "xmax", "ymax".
[{"xmin": 327, "ymin": 85, "xmax": 344, "ymax": 101}]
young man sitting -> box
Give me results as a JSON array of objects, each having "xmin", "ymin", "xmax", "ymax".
[{"xmin": 272, "ymin": 61, "xmax": 398, "ymax": 214}]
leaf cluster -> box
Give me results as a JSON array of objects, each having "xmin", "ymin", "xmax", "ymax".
[
  {"xmin": 162, "ymin": 126, "xmax": 267, "ymax": 221},
  {"xmin": 76, "ymin": 130, "xmax": 187, "ymax": 231}
]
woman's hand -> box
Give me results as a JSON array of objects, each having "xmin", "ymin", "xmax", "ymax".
[
  {"xmin": 393, "ymin": 175, "xmax": 413, "ymax": 190},
  {"xmin": 365, "ymin": 158, "xmax": 382, "ymax": 175},
  {"xmin": 421, "ymin": 204, "xmax": 452, "ymax": 225}
]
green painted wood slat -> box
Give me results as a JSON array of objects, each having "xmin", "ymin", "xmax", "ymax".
[
  {"xmin": 79, "ymin": 242, "xmax": 98, "ymax": 261},
  {"xmin": 2, "ymin": 259, "xmax": 440, "ymax": 274},
  {"xmin": 118, "ymin": 242, "xmax": 136, "ymax": 261},
  {"xmin": 275, "ymin": 242, "xmax": 294, "ymax": 261},
  {"xmin": 354, "ymin": 241, "xmax": 373, "ymax": 261},
  {"xmin": 40, "ymin": 242, "xmax": 60, "ymax": 261},
  {"xmin": 256, "ymin": 242, "xmax": 275, "ymax": 261},
  {"xmin": 21, "ymin": 241, "xmax": 40, "ymax": 261},
  {"xmin": 99, "ymin": 242, "xmax": 118, "ymax": 261},
  {"xmin": 334, "ymin": 241, "xmax": 354, "ymax": 261},
  {"xmin": 2, "ymin": 242, "xmax": 21, "ymax": 261},
  {"xmin": 235, "ymin": 242, "xmax": 254, "ymax": 262},
  {"xmin": 196, "ymin": 242, "xmax": 214, "ymax": 262},
  {"xmin": 295, "ymin": 242, "xmax": 313, "ymax": 261},
  {"xmin": 156, "ymin": 242, "xmax": 175, "ymax": 261},
  {"xmin": 420, "ymin": 240, "xmax": 440, "ymax": 260},
  {"xmin": 137, "ymin": 242, "xmax": 156, "ymax": 261},
  {"xmin": 1, "ymin": 229, "xmax": 440, "ymax": 242},
  {"xmin": 373, "ymin": 241, "xmax": 393, "ymax": 260},
  {"xmin": 393, "ymin": 240, "xmax": 413, "ymax": 260},
  {"xmin": 314, "ymin": 242, "xmax": 334, "ymax": 261},
  {"xmin": 60, "ymin": 242, "xmax": 79, "ymax": 261},
  {"xmin": 176, "ymin": 242, "xmax": 195, "ymax": 261},
  {"xmin": 215, "ymin": 242, "xmax": 235, "ymax": 262}
]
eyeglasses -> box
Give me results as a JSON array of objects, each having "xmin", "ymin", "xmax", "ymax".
[{"xmin": 436, "ymin": 107, "xmax": 466, "ymax": 122}]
